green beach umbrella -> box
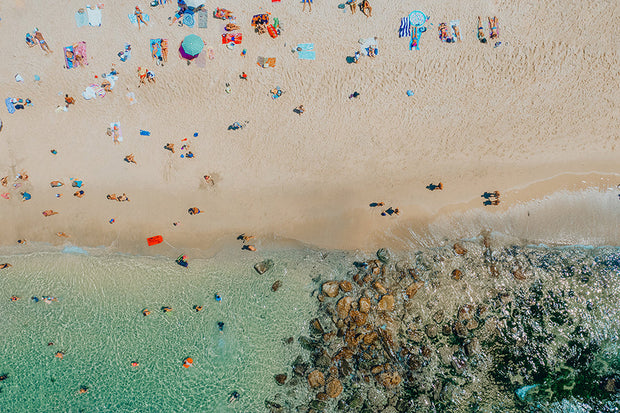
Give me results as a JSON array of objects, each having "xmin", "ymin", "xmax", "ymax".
[{"xmin": 181, "ymin": 34, "xmax": 204, "ymax": 57}]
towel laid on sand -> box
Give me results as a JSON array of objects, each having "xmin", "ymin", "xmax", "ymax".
[
  {"xmin": 75, "ymin": 10, "xmax": 88, "ymax": 27},
  {"xmin": 82, "ymin": 84, "xmax": 105, "ymax": 100},
  {"xmin": 87, "ymin": 6, "xmax": 102, "ymax": 26},
  {"xmin": 74, "ymin": 41, "xmax": 88, "ymax": 65},
  {"xmin": 399, "ymin": 16, "xmax": 411, "ymax": 38},
  {"xmin": 296, "ymin": 43, "xmax": 314, "ymax": 51},
  {"xmin": 5, "ymin": 98, "xmax": 15, "ymax": 114},
  {"xmin": 197, "ymin": 9, "xmax": 208, "ymax": 28},
  {"xmin": 222, "ymin": 33, "xmax": 242, "ymax": 44},
  {"xmin": 128, "ymin": 12, "xmax": 150, "ymax": 26},
  {"xmin": 359, "ymin": 37, "xmax": 378, "ymax": 56},
  {"xmin": 449, "ymin": 20, "xmax": 460, "ymax": 42},
  {"xmin": 63, "ymin": 45, "xmax": 75, "ymax": 69},
  {"xmin": 110, "ymin": 122, "xmax": 123, "ymax": 142},
  {"xmin": 298, "ymin": 50, "xmax": 316, "ymax": 60},
  {"xmin": 150, "ymin": 39, "xmax": 162, "ymax": 59}
]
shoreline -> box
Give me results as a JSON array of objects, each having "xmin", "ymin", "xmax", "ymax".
[{"xmin": 2, "ymin": 169, "xmax": 618, "ymax": 259}]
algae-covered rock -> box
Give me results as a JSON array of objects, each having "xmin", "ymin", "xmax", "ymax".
[
  {"xmin": 377, "ymin": 248, "xmax": 391, "ymax": 263},
  {"xmin": 254, "ymin": 259, "xmax": 274, "ymax": 274}
]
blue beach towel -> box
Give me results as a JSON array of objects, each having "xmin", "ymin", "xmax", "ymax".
[
  {"xmin": 183, "ymin": 13, "xmax": 195, "ymax": 27},
  {"xmin": 87, "ymin": 6, "xmax": 102, "ymax": 27},
  {"xmin": 150, "ymin": 39, "xmax": 162, "ymax": 59},
  {"xmin": 399, "ymin": 16, "xmax": 410, "ymax": 38},
  {"xmin": 128, "ymin": 12, "xmax": 150, "ymax": 26},
  {"xmin": 75, "ymin": 10, "xmax": 88, "ymax": 27},
  {"xmin": 296, "ymin": 43, "xmax": 314, "ymax": 51},
  {"xmin": 5, "ymin": 98, "xmax": 15, "ymax": 114},
  {"xmin": 298, "ymin": 50, "xmax": 316, "ymax": 60},
  {"xmin": 63, "ymin": 45, "xmax": 75, "ymax": 69},
  {"xmin": 140, "ymin": 130, "xmax": 151, "ymax": 136}
]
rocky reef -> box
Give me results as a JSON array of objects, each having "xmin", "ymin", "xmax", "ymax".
[{"xmin": 265, "ymin": 239, "xmax": 620, "ymax": 412}]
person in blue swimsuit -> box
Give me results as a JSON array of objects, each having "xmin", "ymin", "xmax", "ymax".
[{"xmin": 302, "ymin": 0, "xmax": 312, "ymax": 13}]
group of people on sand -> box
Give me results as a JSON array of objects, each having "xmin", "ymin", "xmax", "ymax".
[
  {"xmin": 483, "ymin": 190, "xmax": 501, "ymax": 206},
  {"xmin": 477, "ymin": 16, "xmax": 500, "ymax": 45},
  {"xmin": 369, "ymin": 202, "xmax": 400, "ymax": 217},
  {"xmin": 345, "ymin": 0, "xmax": 372, "ymax": 17},
  {"xmin": 107, "ymin": 193, "xmax": 130, "ymax": 202},
  {"xmin": 137, "ymin": 67, "xmax": 155, "ymax": 87},
  {"xmin": 26, "ymin": 28, "xmax": 52, "ymax": 54},
  {"xmin": 237, "ymin": 233, "xmax": 256, "ymax": 251}
]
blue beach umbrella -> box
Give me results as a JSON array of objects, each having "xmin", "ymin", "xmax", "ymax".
[{"xmin": 181, "ymin": 34, "xmax": 204, "ymax": 57}]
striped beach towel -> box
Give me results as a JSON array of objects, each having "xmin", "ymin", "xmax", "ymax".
[{"xmin": 399, "ymin": 16, "xmax": 411, "ymax": 38}]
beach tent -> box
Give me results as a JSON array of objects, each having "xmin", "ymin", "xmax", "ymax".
[{"xmin": 181, "ymin": 34, "xmax": 203, "ymax": 58}]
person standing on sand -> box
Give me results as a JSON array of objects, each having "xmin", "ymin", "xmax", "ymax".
[
  {"xmin": 33, "ymin": 29, "xmax": 52, "ymax": 53},
  {"xmin": 302, "ymin": 0, "xmax": 312, "ymax": 13}
]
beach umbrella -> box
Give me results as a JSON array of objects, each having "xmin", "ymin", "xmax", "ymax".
[
  {"xmin": 185, "ymin": 0, "xmax": 204, "ymax": 8},
  {"xmin": 181, "ymin": 34, "xmax": 203, "ymax": 57}
]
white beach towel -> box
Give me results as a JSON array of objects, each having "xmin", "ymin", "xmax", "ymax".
[
  {"xmin": 449, "ymin": 20, "xmax": 460, "ymax": 42},
  {"xmin": 87, "ymin": 6, "xmax": 102, "ymax": 27},
  {"xmin": 359, "ymin": 37, "xmax": 378, "ymax": 56}
]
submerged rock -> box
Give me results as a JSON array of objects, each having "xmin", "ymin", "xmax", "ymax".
[
  {"xmin": 271, "ymin": 280, "xmax": 282, "ymax": 292},
  {"xmin": 254, "ymin": 259, "xmax": 274, "ymax": 275},
  {"xmin": 451, "ymin": 269, "xmax": 462, "ymax": 280},
  {"xmin": 336, "ymin": 296, "xmax": 354, "ymax": 319},
  {"xmin": 453, "ymin": 243, "xmax": 467, "ymax": 255},
  {"xmin": 378, "ymin": 371, "xmax": 402, "ymax": 388},
  {"xmin": 377, "ymin": 248, "xmax": 391, "ymax": 263},
  {"xmin": 310, "ymin": 318, "xmax": 324, "ymax": 335},
  {"xmin": 326, "ymin": 378, "xmax": 343, "ymax": 398},
  {"xmin": 308, "ymin": 370, "xmax": 325, "ymax": 388},
  {"xmin": 406, "ymin": 282, "xmax": 424, "ymax": 299},
  {"xmin": 359, "ymin": 297, "xmax": 371, "ymax": 313},
  {"xmin": 299, "ymin": 336, "xmax": 320, "ymax": 352},
  {"xmin": 465, "ymin": 337, "xmax": 481, "ymax": 356},
  {"xmin": 433, "ymin": 310, "xmax": 445, "ymax": 324},
  {"xmin": 425, "ymin": 324, "xmax": 438, "ymax": 339},
  {"xmin": 339, "ymin": 280, "xmax": 353, "ymax": 292},
  {"xmin": 378, "ymin": 295, "xmax": 395, "ymax": 312},
  {"xmin": 322, "ymin": 281, "xmax": 340, "ymax": 298},
  {"xmin": 275, "ymin": 373, "xmax": 287, "ymax": 385}
]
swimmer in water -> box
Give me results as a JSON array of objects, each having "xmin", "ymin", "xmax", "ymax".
[
  {"xmin": 142, "ymin": 309, "xmax": 151, "ymax": 316},
  {"xmin": 194, "ymin": 305, "xmax": 203, "ymax": 312},
  {"xmin": 131, "ymin": 361, "xmax": 139, "ymax": 367},
  {"xmin": 215, "ymin": 294, "xmax": 222, "ymax": 302},
  {"xmin": 55, "ymin": 351, "xmax": 64, "ymax": 359},
  {"xmin": 31, "ymin": 296, "xmax": 39, "ymax": 302},
  {"xmin": 217, "ymin": 321, "xmax": 224, "ymax": 333},
  {"xmin": 228, "ymin": 391, "xmax": 240, "ymax": 403}
]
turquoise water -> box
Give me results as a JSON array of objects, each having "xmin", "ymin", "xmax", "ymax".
[
  {"xmin": 0, "ymin": 248, "xmax": 350, "ymax": 412},
  {"xmin": 1, "ymin": 241, "xmax": 620, "ymax": 412}
]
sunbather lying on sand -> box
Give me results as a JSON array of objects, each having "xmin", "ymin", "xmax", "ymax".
[
  {"xmin": 439, "ymin": 23, "xmax": 449, "ymax": 41},
  {"xmin": 489, "ymin": 16, "xmax": 499, "ymax": 39},
  {"xmin": 164, "ymin": 143, "xmax": 175, "ymax": 153},
  {"xmin": 50, "ymin": 181, "xmax": 64, "ymax": 187},
  {"xmin": 226, "ymin": 23, "xmax": 241, "ymax": 31},
  {"xmin": 452, "ymin": 24, "xmax": 461, "ymax": 42},
  {"xmin": 346, "ymin": 0, "xmax": 357, "ymax": 14},
  {"xmin": 124, "ymin": 154, "xmax": 137, "ymax": 164},
  {"xmin": 0, "ymin": 177, "xmax": 7, "ymax": 187},
  {"xmin": 361, "ymin": 0, "xmax": 372, "ymax": 17},
  {"xmin": 34, "ymin": 29, "xmax": 52, "ymax": 53},
  {"xmin": 160, "ymin": 39, "xmax": 168, "ymax": 62},
  {"xmin": 107, "ymin": 194, "xmax": 118, "ymax": 201},
  {"xmin": 42, "ymin": 210, "xmax": 59, "ymax": 217},
  {"xmin": 477, "ymin": 17, "xmax": 487, "ymax": 43},
  {"xmin": 135, "ymin": 7, "xmax": 148, "ymax": 30}
]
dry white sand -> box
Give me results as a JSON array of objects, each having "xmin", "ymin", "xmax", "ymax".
[{"xmin": 0, "ymin": 0, "xmax": 618, "ymax": 254}]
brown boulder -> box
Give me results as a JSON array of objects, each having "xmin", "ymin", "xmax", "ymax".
[
  {"xmin": 326, "ymin": 378, "xmax": 343, "ymax": 398},
  {"xmin": 350, "ymin": 310, "xmax": 368, "ymax": 327},
  {"xmin": 451, "ymin": 269, "xmax": 462, "ymax": 280},
  {"xmin": 307, "ymin": 370, "xmax": 325, "ymax": 388},
  {"xmin": 316, "ymin": 393, "xmax": 328, "ymax": 401},
  {"xmin": 336, "ymin": 296, "xmax": 353, "ymax": 319},
  {"xmin": 363, "ymin": 331, "xmax": 378, "ymax": 344},
  {"xmin": 405, "ymin": 282, "xmax": 424, "ymax": 299},
  {"xmin": 339, "ymin": 280, "xmax": 353, "ymax": 292},
  {"xmin": 373, "ymin": 281, "xmax": 387, "ymax": 295},
  {"xmin": 377, "ymin": 295, "xmax": 395, "ymax": 312},
  {"xmin": 359, "ymin": 297, "xmax": 371, "ymax": 313},
  {"xmin": 271, "ymin": 280, "xmax": 282, "ymax": 292},
  {"xmin": 513, "ymin": 268, "xmax": 526, "ymax": 280},
  {"xmin": 377, "ymin": 371, "xmax": 402, "ymax": 388},
  {"xmin": 453, "ymin": 243, "xmax": 467, "ymax": 255},
  {"xmin": 322, "ymin": 281, "xmax": 340, "ymax": 298},
  {"xmin": 274, "ymin": 373, "xmax": 287, "ymax": 385}
]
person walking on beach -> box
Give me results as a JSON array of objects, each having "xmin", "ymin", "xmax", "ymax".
[
  {"xmin": 302, "ymin": 0, "xmax": 312, "ymax": 13},
  {"xmin": 34, "ymin": 29, "xmax": 52, "ymax": 53}
]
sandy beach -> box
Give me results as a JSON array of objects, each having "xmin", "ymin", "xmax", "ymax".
[{"xmin": 0, "ymin": 0, "xmax": 618, "ymax": 254}]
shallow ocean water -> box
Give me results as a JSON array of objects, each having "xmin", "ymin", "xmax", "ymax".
[
  {"xmin": 0, "ymin": 247, "xmax": 348, "ymax": 412},
  {"xmin": 0, "ymin": 239, "xmax": 619, "ymax": 412}
]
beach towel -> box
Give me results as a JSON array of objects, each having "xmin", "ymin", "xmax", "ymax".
[
  {"xmin": 183, "ymin": 13, "xmax": 195, "ymax": 27},
  {"xmin": 82, "ymin": 84, "xmax": 104, "ymax": 100},
  {"xmin": 399, "ymin": 16, "xmax": 411, "ymax": 38},
  {"xmin": 252, "ymin": 14, "xmax": 269, "ymax": 26},
  {"xmin": 140, "ymin": 130, "xmax": 151, "ymax": 136},
  {"xmin": 64, "ymin": 45, "xmax": 75, "ymax": 69},
  {"xmin": 195, "ymin": 50, "xmax": 207, "ymax": 67},
  {"xmin": 75, "ymin": 10, "xmax": 88, "ymax": 27},
  {"xmin": 74, "ymin": 41, "xmax": 88, "ymax": 66},
  {"xmin": 359, "ymin": 37, "xmax": 378, "ymax": 56},
  {"xmin": 150, "ymin": 39, "xmax": 162, "ymax": 59},
  {"xmin": 296, "ymin": 43, "xmax": 314, "ymax": 51},
  {"xmin": 257, "ymin": 56, "xmax": 275, "ymax": 67},
  {"xmin": 271, "ymin": 86, "xmax": 282, "ymax": 99},
  {"xmin": 120, "ymin": 43, "xmax": 131, "ymax": 62},
  {"xmin": 126, "ymin": 92, "xmax": 136, "ymax": 105},
  {"xmin": 87, "ymin": 6, "xmax": 102, "ymax": 27},
  {"xmin": 449, "ymin": 20, "xmax": 460, "ymax": 42},
  {"xmin": 222, "ymin": 33, "xmax": 242, "ymax": 44},
  {"xmin": 266, "ymin": 57, "xmax": 276, "ymax": 67},
  {"xmin": 110, "ymin": 122, "xmax": 123, "ymax": 142},
  {"xmin": 298, "ymin": 50, "xmax": 316, "ymax": 60},
  {"xmin": 197, "ymin": 9, "xmax": 208, "ymax": 28},
  {"xmin": 128, "ymin": 12, "xmax": 150, "ymax": 26},
  {"xmin": 5, "ymin": 98, "xmax": 15, "ymax": 114}
]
